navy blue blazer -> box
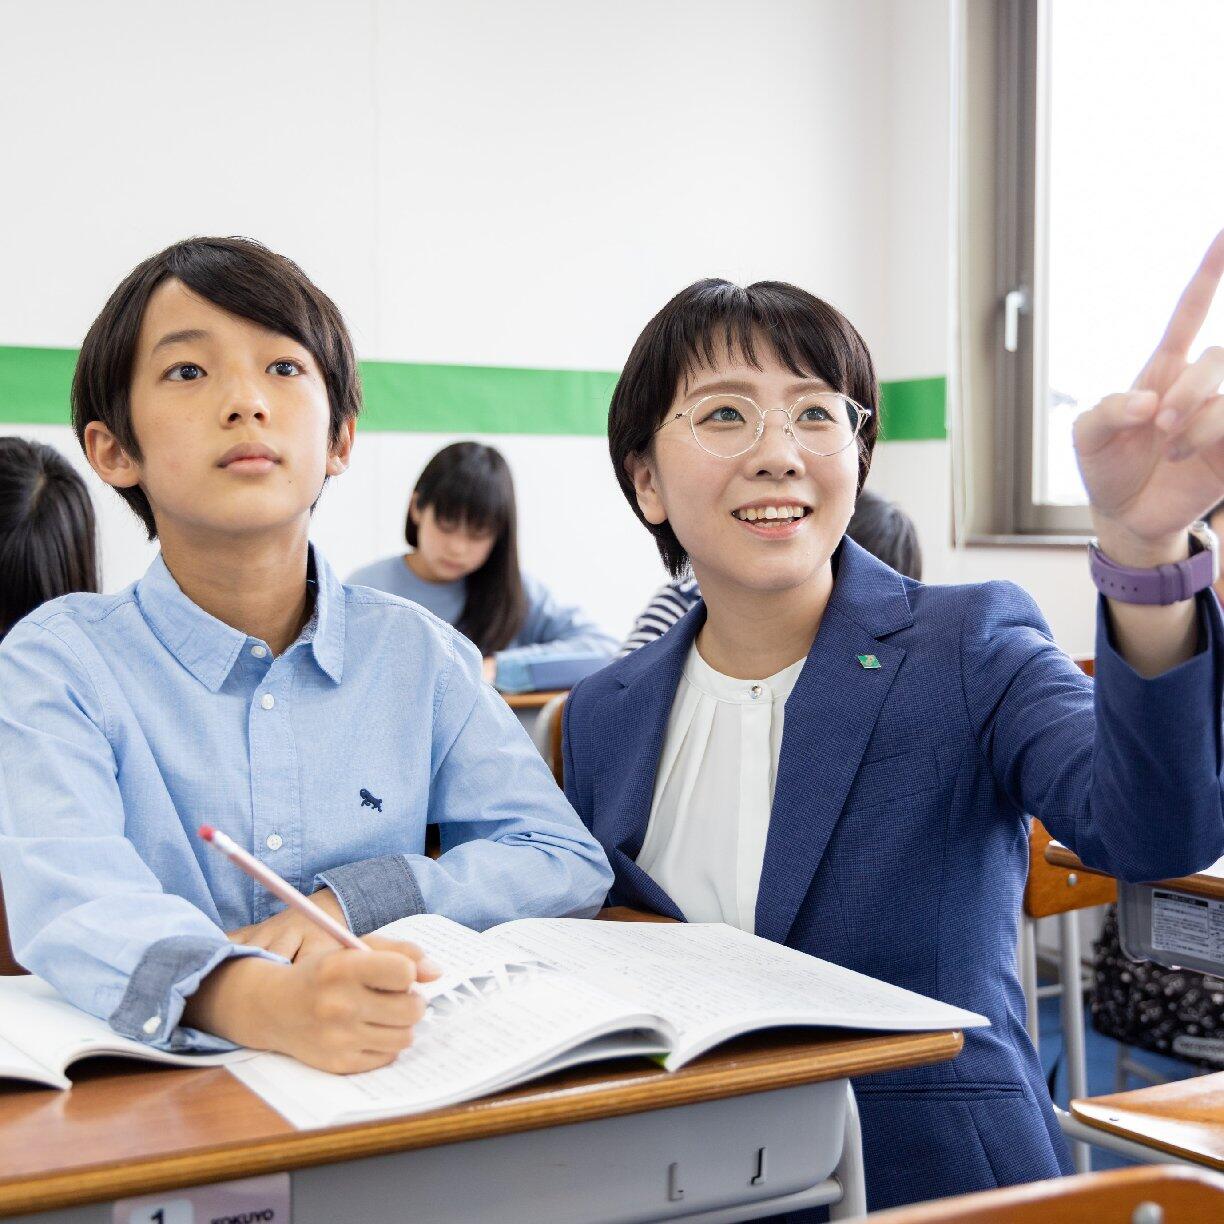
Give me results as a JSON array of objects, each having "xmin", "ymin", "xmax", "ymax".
[{"xmin": 563, "ymin": 539, "xmax": 1224, "ymax": 1214}]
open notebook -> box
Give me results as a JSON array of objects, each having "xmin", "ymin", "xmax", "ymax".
[
  {"xmin": 0, "ymin": 976, "xmax": 250, "ymax": 1090},
  {"xmin": 231, "ymin": 915, "xmax": 988, "ymax": 1129}
]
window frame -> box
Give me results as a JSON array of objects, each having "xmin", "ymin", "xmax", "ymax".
[{"xmin": 985, "ymin": 0, "xmax": 1094, "ymax": 538}]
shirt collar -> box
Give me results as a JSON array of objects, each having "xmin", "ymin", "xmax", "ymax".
[
  {"xmin": 306, "ymin": 547, "xmax": 345, "ymax": 685},
  {"xmin": 135, "ymin": 545, "xmax": 345, "ymax": 692}
]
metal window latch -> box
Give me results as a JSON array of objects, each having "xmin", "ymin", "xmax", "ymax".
[{"xmin": 1004, "ymin": 287, "xmax": 1030, "ymax": 353}]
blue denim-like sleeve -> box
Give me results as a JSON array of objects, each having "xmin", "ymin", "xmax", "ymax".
[
  {"xmin": 111, "ymin": 936, "xmax": 283, "ymax": 1052},
  {"xmin": 405, "ymin": 633, "xmax": 612, "ymax": 930},
  {"xmin": 316, "ymin": 855, "xmax": 426, "ymax": 935}
]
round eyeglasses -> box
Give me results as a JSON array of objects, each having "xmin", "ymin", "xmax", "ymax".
[{"xmin": 655, "ymin": 391, "xmax": 872, "ymax": 460}]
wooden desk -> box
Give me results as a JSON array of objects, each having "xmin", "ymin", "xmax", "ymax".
[
  {"xmin": 1045, "ymin": 844, "xmax": 1224, "ymax": 977},
  {"xmin": 501, "ymin": 690, "xmax": 567, "ymax": 711},
  {"xmin": 0, "ymin": 1029, "xmax": 962, "ymax": 1223}
]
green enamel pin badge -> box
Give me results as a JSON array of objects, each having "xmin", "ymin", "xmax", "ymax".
[{"xmin": 856, "ymin": 654, "xmax": 882, "ymax": 670}]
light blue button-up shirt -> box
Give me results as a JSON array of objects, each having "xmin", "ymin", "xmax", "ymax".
[{"xmin": 0, "ymin": 547, "xmax": 612, "ymax": 1051}]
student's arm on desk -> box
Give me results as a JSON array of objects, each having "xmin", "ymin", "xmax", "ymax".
[
  {"xmin": 0, "ymin": 618, "xmax": 278, "ymax": 1054},
  {"xmin": 311, "ymin": 634, "xmax": 612, "ymax": 934},
  {"xmin": 182, "ymin": 935, "xmax": 431, "ymax": 1074},
  {"xmin": 0, "ymin": 620, "xmax": 435, "ymax": 1073},
  {"xmin": 492, "ymin": 576, "xmax": 618, "ymax": 694}
]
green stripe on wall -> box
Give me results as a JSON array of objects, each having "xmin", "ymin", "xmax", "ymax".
[
  {"xmin": 0, "ymin": 345, "xmax": 946, "ymax": 440},
  {"xmin": 877, "ymin": 375, "xmax": 947, "ymax": 441}
]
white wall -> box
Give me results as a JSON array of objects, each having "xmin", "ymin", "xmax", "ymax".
[{"xmin": 0, "ymin": 0, "xmax": 1101, "ymax": 650}]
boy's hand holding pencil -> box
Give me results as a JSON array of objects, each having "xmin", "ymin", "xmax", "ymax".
[{"xmin": 184, "ymin": 825, "xmax": 442, "ymax": 1075}]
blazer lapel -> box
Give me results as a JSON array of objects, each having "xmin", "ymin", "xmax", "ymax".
[
  {"xmin": 594, "ymin": 604, "xmax": 703, "ymax": 922},
  {"xmin": 755, "ymin": 540, "xmax": 914, "ymax": 945}
]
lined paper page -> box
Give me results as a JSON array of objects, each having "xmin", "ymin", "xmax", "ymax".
[
  {"xmin": 231, "ymin": 968, "xmax": 664, "ymax": 1128},
  {"xmin": 494, "ymin": 919, "xmax": 987, "ymax": 1066}
]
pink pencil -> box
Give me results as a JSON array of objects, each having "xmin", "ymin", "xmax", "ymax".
[{"xmin": 198, "ymin": 824, "xmax": 366, "ymax": 952}]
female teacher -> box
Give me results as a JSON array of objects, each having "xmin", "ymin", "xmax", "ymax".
[{"xmin": 563, "ymin": 234, "xmax": 1224, "ymax": 1215}]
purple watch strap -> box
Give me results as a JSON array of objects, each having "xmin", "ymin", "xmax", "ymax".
[{"xmin": 1089, "ymin": 540, "xmax": 1215, "ymax": 605}]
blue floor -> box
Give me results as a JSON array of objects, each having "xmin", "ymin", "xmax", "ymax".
[{"xmin": 1036, "ymin": 983, "xmax": 1203, "ymax": 1170}]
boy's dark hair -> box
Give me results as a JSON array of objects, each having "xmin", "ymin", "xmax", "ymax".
[
  {"xmin": 71, "ymin": 236, "xmax": 361, "ymax": 539},
  {"xmin": 405, "ymin": 442, "xmax": 527, "ymax": 655},
  {"xmin": 848, "ymin": 490, "xmax": 922, "ymax": 580},
  {"xmin": 0, "ymin": 437, "xmax": 99, "ymax": 638},
  {"xmin": 607, "ymin": 278, "xmax": 880, "ymax": 575}
]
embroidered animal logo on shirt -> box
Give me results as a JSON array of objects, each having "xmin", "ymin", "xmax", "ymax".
[{"xmin": 359, "ymin": 788, "xmax": 384, "ymax": 813}]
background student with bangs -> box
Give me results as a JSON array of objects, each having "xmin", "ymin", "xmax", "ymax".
[
  {"xmin": 562, "ymin": 237, "xmax": 1224, "ymax": 1213},
  {"xmin": 0, "ymin": 237, "xmax": 612, "ymax": 1074},
  {"xmin": 350, "ymin": 441, "xmax": 616, "ymax": 693}
]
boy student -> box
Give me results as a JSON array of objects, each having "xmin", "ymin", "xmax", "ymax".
[
  {"xmin": 0, "ymin": 238, "xmax": 612, "ymax": 1073},
  {"xmin": 563, "ymin": 238, "xmax": 1224, "ymax": 1212}
]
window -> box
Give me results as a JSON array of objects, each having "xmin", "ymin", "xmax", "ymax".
[{"xmin": 972, "ymin": 0, "xmax": 1224, "ymax": 538}]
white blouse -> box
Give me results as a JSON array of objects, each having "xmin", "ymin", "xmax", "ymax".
[{"xmin": 637, "ymin": 643, "xmax": 806, "ymax": 932}]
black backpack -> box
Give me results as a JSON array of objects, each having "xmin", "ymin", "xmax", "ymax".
[{"xmin": 1090, "ymin": 903, "xmax": 1224, "ymax": 1069}]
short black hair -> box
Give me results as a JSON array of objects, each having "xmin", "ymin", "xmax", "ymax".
[
  {"xmin": 406, "ymin": 442, "xmax": 527, "ymax": 655},
  {"xmin": 608, "ymin": 279, "xmax": 880, "ymax": 575},
  {"xmin": 848, "ymin": 490, "xmax": 922, "ymax": 580},
  {"xmin": 71, "ymin": 236, "xmax": 361, "ymax": 539},
  {"xmin": 0, "ymin": 437, "xmax": 99, "ymax": 638}
]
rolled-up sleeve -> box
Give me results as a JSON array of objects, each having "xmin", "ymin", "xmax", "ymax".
[{"xmin": 0, "ymin": 619, "xmax": 277, "ymax": 1051}]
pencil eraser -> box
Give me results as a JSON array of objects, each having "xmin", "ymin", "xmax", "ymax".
[{"xmin": 198, "ymin": 824, "xmax": 216, "ymax": 841}]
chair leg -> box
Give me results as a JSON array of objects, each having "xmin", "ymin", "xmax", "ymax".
[
  {"xmin": 1019, "ymin": 916, "xmax": 1040, "ymax": 1048},
  {"xmin": 1058, "ymin": 909, "xmax": 1092, "ymax": 1174}
]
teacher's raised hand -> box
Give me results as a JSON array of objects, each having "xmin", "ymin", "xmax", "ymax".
[
  {"xmin": 1075, "ymin": 230, "xmax": 1224, "ymax": 558},
  {"xmin": 1073, "ymin": 230, "xmax": 1224, "ymax": 678}
]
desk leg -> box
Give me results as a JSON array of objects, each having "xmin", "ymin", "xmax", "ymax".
[
  {"xmin": 1057, "ymin": 909, "xmax": 1091, "ymax": 1174},
  {"xmin": 828, "ymin": 1083, "xmax": 866, "ymax": 1219},
  {"xmin": 1019, "ymin": 916, "xmax": 1040, "ymax": 1048}
]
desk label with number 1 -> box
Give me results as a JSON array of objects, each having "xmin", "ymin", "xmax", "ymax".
[
  {"xmin": 114, "ymin": 1172, "xmax": 290, "ymax": 1224},
  {"xmin": 1151, "ymin": 889, "xmax": 1224, "ymax": 963}
]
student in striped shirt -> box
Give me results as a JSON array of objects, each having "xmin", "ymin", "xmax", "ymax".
[{"xmin": 620, "ymin": 489, "xmax": 921, "ymax": 653}]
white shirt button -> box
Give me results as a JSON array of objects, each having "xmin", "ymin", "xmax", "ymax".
[
  {"xmin": 260, "ymin": 693, "xmax": 275, "ymax": 710},
  {"xmin": 250, "ymin": 644, "xmax": 268, "ymax": 659},
  {"xmin": 265, "ymin": 833, "xmax": 283, "ymax": 851},
  {"xmin": 142, "ymin": 1015, "xmax": 161, "ymax": 1035},
  {"xmin": 750, "ymin": 684, "xmax": 764, "ymax": 700}
]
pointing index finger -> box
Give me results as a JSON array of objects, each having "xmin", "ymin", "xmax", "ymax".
[{"xmin": 1136, "ymin": 229, "xmax": 1224, "ymax": 391}]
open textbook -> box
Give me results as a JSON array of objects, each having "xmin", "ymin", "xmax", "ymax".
[
  {"xmin": 0, "ymin": 975, "xmax": 250, "ymax": 1090},
  {"xmin": 231, "ymin": 915, "xmax": 989, "ymax": 1129}
]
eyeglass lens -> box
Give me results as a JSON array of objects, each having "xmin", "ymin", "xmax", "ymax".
[{"xmin": 688, "ymin": 392, "xmax": 863, "ymax": 458}]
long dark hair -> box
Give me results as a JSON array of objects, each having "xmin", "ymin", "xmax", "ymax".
[
  {"xmin": 0, "ymin": 438, "xmax": 100, "ymax": 638},
  {"xmin": 405, "ymin": 443, "xmax": 526, "ymax": 655}
]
